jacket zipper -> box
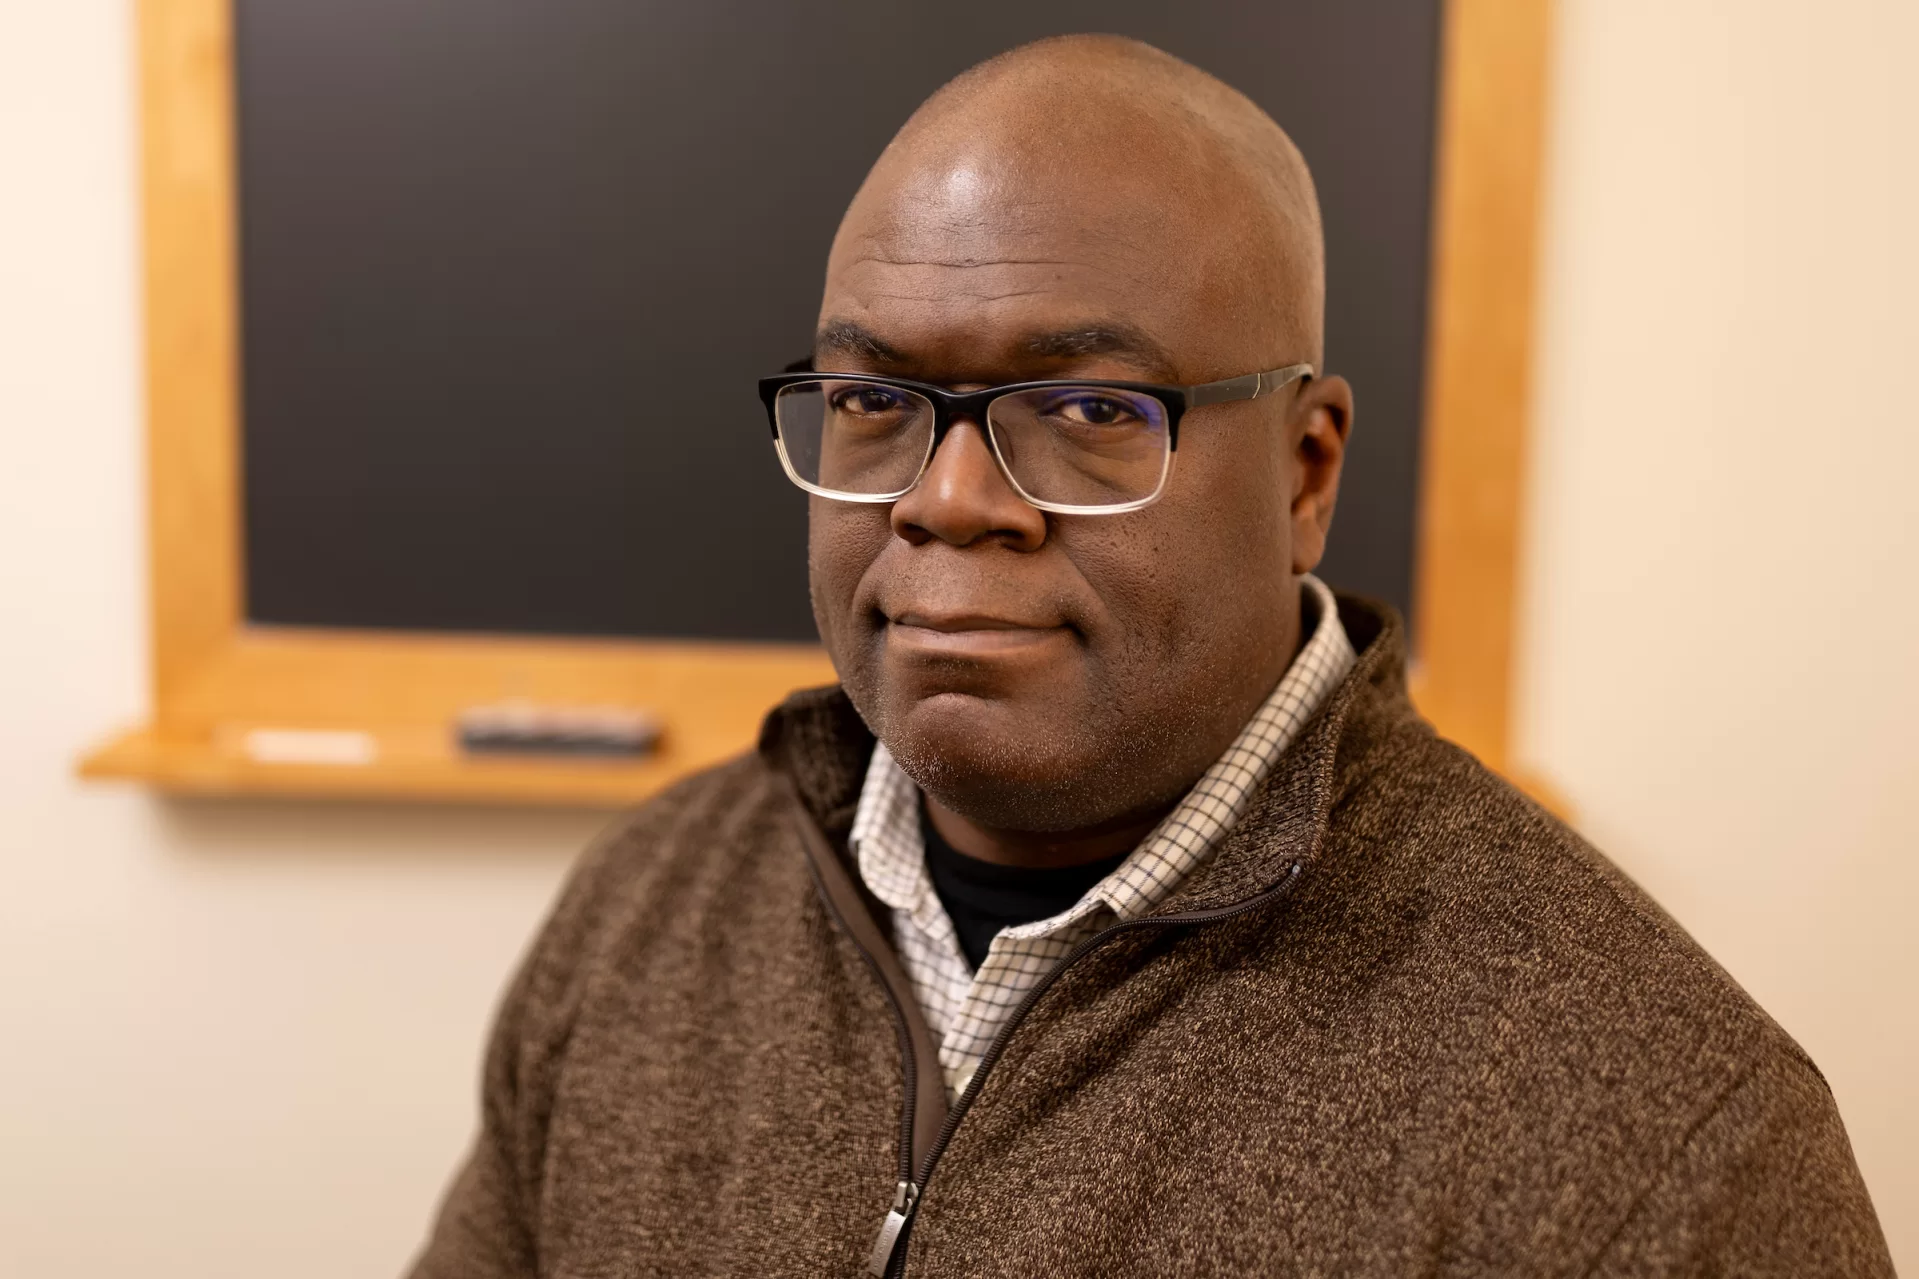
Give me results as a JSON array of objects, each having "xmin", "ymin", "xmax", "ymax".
[
  {"xmin": 794, "ymin": 831, "xmax": 923, "ymax": 1194},
  {"xmin": 866, "ymin": 860, "xmax": 1308, "ymax": 1277}
]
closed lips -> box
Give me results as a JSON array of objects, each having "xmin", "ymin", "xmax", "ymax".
[{"xmin": 887, "ymin": 612, "xmax": 1071, "ymax": 652}]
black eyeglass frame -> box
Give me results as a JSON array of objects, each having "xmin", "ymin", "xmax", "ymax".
[{"xmin": 756, "ymin": 362, "xmax": 1314, "ymax": 514}]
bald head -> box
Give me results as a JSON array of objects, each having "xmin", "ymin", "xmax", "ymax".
[
  {"xmin": 829, "ymin": 34, "xmax": 1325, "ymax": 374},
  {"xmin": 805, "ymin": 35, "xmax": 1353, "ymax": 852}
]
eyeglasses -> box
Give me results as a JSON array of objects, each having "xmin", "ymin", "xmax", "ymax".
[{"xmin": 757, "ymin": 363, "xmax": 1313, "ymax": 515}]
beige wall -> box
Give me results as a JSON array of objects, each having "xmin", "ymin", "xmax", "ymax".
[
  {"xmin": 0, "ymin": 2, "xmax": 1908, "ymax": 1275},
  {"xmin": 1516, "ymin": 0, "xmax": 1917, "ymax": 1264}
]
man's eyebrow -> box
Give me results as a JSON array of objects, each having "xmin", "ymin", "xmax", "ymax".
[
  {"xmin": 814, "ymin": 319, "xmax": 906, "ymax": 364},
  {"xmin": 1022, "ymin": 324, "xmax": 1177, "ymax": 378}
]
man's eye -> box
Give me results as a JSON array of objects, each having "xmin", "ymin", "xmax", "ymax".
[
  {"xmin": 832, "ymin": 386, "xmax": 906, "ymax": 415},
  {"xmin": 1049, "ymin": 394, "xmax": 1141, "ymax": 427}
]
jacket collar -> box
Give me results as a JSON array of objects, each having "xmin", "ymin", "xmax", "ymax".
[
  {"xmin": 756, "ymin": 679, "xmax": 875, "ymax": 841},
  {"xmin": 1153, "ymin": 593, "xmax": 1410, "ymax": 913}
]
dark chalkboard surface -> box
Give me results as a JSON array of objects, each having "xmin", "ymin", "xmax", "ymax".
[{"xmin": 235, "ymin": 0, "xmax": 1439, "ymax": 642}]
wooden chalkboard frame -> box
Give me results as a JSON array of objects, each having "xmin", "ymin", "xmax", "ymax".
[{"xmin": 80, "ymin": 0, "xmax": 1556, "ymax": 808}]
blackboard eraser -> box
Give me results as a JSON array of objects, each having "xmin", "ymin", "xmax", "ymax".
[{"xmin": 456, "ymin": 701, "xmax": 660, "ymax": 758}]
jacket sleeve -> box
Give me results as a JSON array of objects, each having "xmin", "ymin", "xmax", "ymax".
[
  {"xmin": 1584, "ymin": 1052, "xmax": 1894, "ymax": 1278},
  {"xmin": 403, "ymin": 823, "xmax": 631, "ymax": 1279},
  {"xmin": 401, "ymin": 973, "xmax": 542, "ymax": 1279}
]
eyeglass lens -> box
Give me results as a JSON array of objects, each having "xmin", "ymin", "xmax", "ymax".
[{"xmin": 774, "ymin": 379, "xmax": 1171, "ymax": 509}]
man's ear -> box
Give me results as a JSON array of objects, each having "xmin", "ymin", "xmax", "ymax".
[{"xmin": 1289, "ymin": 374, "xmax": 1353, "ymax": 575}]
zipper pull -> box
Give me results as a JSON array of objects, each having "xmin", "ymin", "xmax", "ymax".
[{"xmin": 866, "ymin": 1179, "xmax": 920, "ymax": 1276}]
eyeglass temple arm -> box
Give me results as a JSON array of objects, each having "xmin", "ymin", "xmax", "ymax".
[{"xmin": 1185, "ymin": 362, "xmax": 1314, "ymax": 407}]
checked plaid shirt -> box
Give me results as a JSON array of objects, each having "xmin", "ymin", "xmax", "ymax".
[{"xmin": 849, "ymin": 574, "xmax": 1356, "ymax": 1097}]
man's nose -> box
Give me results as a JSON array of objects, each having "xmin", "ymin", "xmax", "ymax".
[{"xmin": 890, "ymin": 417, "xmax": 1048, "ymax": 550}]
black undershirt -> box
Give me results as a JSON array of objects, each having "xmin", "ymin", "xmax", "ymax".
[{"xmin": 921, "ymin": 802, "xmax": 1131, "ymax": 970}]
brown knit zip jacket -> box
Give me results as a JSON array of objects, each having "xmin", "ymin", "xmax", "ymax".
[{"xmin": 408, "ymin": 597, "xmax": 1892, "ymax": 1277}]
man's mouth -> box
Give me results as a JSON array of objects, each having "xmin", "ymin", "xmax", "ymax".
[{"xmin": 886, "ymin": 610, "xmax": 1072, "ymax": 655}]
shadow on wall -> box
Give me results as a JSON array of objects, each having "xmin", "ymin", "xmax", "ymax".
[{"xmin": 150, "ymin": 795, "xmax": 610, "ymax": 872}]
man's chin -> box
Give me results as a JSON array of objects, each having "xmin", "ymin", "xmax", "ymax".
[{"xmin": 876, "ymin": 690, "xmax": 1130, "ymax": 834}]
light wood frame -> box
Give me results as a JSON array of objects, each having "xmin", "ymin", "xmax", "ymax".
[{"xmin": 80, "ymin": 0, "xmax": 1555, "ymax": 808}]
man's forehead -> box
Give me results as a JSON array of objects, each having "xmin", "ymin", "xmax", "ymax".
[
  {"xmin": 825, "ymin": 239, "xmax": 1167, "ymax": 317},
  {"xmin": 820, "ymin": 208, "xmax": 1207, "ymax": 381},
  {"xmin": 833, "ymin": 153, "xmax": 1194, "ymax": 276},
  {"xmin": 813, "ymin": 315, "xmax": 1179, "ymax": 381}
]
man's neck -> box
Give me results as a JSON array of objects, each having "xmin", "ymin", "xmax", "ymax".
[{"xmin": 921, "ymin": 792, "xmax": 1174, "ymax": 870}]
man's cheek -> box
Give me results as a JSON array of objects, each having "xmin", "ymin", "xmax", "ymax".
[
  {"xmin": 1052, "ymin": 527, "xmax": 1177, "ymax": 663},
  {"xmin": 808, "ymin": 511, "xmax": 884, "ymax": 656}
]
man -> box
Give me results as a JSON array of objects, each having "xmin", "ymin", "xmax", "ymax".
[{"xmin": 410, "ymin": 36, "xmax": 1891, "ymax": 1278}]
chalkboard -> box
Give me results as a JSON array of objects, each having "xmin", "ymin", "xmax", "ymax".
[{"xmin": 235, "ymin": 0, "xmax": 1440, "ymax": 643}]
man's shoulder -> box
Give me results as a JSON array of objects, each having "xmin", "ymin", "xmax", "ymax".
[
  {"xmin": 581, "ymin": 747, "xmax": 797, "ymax": 885},
  {"xmin": 1292, "ymin": 724, "xmax": 1887, "ymax": 1271},
  {"xmin": 1327, "ymin": 719, "xmax": 1817, "ymax": 1095},
  {"xmin": 523, "ymin": 750, "xmax": 809, "ymax": 978}
]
